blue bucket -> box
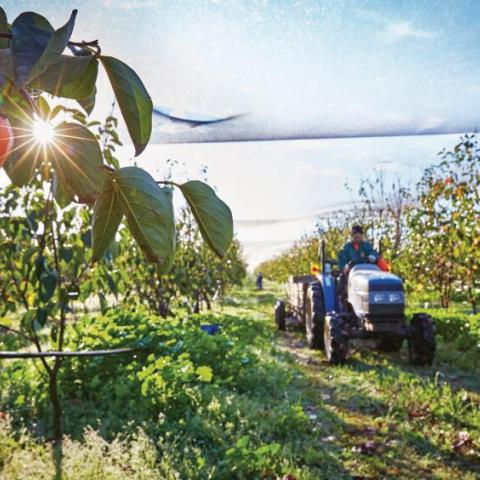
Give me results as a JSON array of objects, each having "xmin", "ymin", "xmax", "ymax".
[{"xmin": 200, "ymin": 324, "xmax": 221, "ymax": 335}]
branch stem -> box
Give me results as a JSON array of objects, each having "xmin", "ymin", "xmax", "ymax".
[{"xmin": 0, "ymin": 32, "xmax": 101, "ymax": 57}]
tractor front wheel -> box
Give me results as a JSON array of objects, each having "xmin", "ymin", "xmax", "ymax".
[
  {"xmin": 408, "ymin": 314, "xmax": 435, "ymax": 365},
  {"xmin": 323, "ymin": 314, "xmax": 349, "ymax": 365},
  {"xmin": 274, "ymin": 300, "xmax": 286, "ymax": 331}
]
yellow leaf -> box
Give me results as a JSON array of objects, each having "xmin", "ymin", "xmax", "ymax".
[{"xmin": 196, "ymin": 365, "xmax": 213, "ymax": 383}]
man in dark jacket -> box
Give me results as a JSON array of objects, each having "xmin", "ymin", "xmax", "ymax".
[
  {"xmin": 337, "ymin": 225, "xmax": 378, "ymax": 271},
  {"xmin": 337, "ymin": 225, "xmax": 378, "ymax": 308}
]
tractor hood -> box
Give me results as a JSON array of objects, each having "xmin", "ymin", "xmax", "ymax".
[{"xmin": 348, "ymin": 264, "xmax": 404, "ymax": 317}]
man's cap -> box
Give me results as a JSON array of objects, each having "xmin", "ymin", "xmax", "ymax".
[{"xmin": 351, "ymin": 225, "xmax": 363, "ymax": 235}]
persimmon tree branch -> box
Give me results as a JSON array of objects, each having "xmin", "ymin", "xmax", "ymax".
[
  {"xmin": 0, "ymin": 323, "xmax": 32, "ymax": 342},
  {"xmin": 156, "ymin": 180, "xmax": 181, "ymax": 188},
  {"xmin": 0, "ymin": 31, "xmax": 98, "ymax": 47},
  {"xmin": 0, "ymin": 32, "xmax": 101, "ymax": 57}
]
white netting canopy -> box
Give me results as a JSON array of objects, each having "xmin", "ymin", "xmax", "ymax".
[{"xmin": 7, "ymin": 0, "xmax": 479, "ymax": 143}]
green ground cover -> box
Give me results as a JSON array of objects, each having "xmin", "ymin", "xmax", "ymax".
[{"xmin": 0, "ymin": 280, "xmax": 478, "ymax": 479}]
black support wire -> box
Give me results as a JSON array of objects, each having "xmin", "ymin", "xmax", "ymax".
[{"xmin": 0, "ymin": 348, "xmax": 140, "ymax": 359}]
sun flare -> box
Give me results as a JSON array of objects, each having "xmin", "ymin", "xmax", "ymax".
[{"xmin": 32, "ymin": 117, "xmax": 55, "ymax": 145}]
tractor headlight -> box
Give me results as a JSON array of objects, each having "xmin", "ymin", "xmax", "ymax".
[
  {"xmin": 370, "ymin": 292, "xmax": 404, "ymax": 303},
  {"xmin": 373, "ymin": 293, "xmax": 386, "ymax": 303},
  {"xmin": 388, "ymin": 293, "xmax": 403, "ymax": 303}
]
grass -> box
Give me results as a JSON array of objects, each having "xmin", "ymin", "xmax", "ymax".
[{"xmin": 0, "ymin": 279, "xmax": 479, "ymax": 479}]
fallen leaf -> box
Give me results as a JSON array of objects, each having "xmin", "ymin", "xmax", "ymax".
[
  {"xmin": 261, "ymin": 469, "xmax": 276, "ymax": 479},
  {"xmin": 387, "ymin": 423, "xmax": 398, "ymax": 432},
  {"xmin": 408, "ymin": 407, "xmax": 429, "ymax": 418},
  {"xmin": 452, "ymin": 431, "xmax": 473, "ymax": 451},
  {"xmin": 363, "ymin": 426, "xmax": 378, "ymax": 436},
  {"xmin": 353, "ymin": 440, "xmax": 377, "ymax": 455}
]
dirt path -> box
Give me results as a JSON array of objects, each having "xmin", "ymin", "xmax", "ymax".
[{"xmin": 261, "ymin": 294, "xmax": 480, "ymax": 480}]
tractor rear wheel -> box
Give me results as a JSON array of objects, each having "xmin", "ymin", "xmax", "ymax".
[
  {"xmin": 408, "ymin": 314, "xmax": 435, "ymax": 365},
  {"xmin": 274, "ymin": 300, "xmax": 286, "ymax": 331},
  {"xmin": 376, "ymin": 336, "xmax": 404, "ymax": 352},
  {"xmin": 323, "ymin": 314, "xmax": 349, "ymax": 364},
  {"xmin": 305, "ymin": 284, "xmax": 325, "ymax": 349}
]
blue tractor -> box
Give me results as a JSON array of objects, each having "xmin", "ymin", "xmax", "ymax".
[{"xmin": 274, "ymin": 240, "xmax": 435, "ymax": 365}]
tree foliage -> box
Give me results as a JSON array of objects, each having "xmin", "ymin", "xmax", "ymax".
[
  {"xmin": 0, "ymin": 7, "xmax": 233, "ymax": 270},
  {"xmin": 406, "ymin": 135, "xmax": 480, "ymax": 310},
  {"xmin": 0, "ymin": 7, "xmax": 235, "ymax": 443}
]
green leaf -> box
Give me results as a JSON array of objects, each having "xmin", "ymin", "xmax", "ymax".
[
  {"xmin": 0, "ymin": 49, "xmax": 14, "ymax": 79},
  {"xmin": 113, "ymin": 167, "xmax": 175, "ymax": 266},
  {"xmin": 51, "ymin": 122, "xmax": 105, "ymax": 203},
  {"xmin": 78, "ymin": 86, "xmax": 96, "ymax": 114},
  {"xmin": 36, "ymin": 95, "xmax": 50, "ymax": 117},
  {"xmin": 50, "ymin": 325, "xmax": 58, "ymax": 342},
  {"xmin": 98, "ymin": 292, "xmax": 108, "ymax": 315},
  {"xmin": 60, "ymin": 247, "xmax": 73, "ymax": 263},
  {"xmin": 31, "ymin": 55, "xmax": 98, "ymax": 100},
  {"xmin": 35, "ymin": 307, "xmax": 48, "ymax": 328},
  {"xmin": 0, "ymin": 8, "xmax": 9, "ymax": 49},
  {"xmin": 92, "ymin": 172, "xmax": 124, "ymax": 261},
  {"xmin": 39, "ymin": 271, "xmax": 57, "ymax": 302},
  {"xmin": 21, "ymin": 311, "xmax": 34, "ymax": 332},
  {"xmin": 26, "ymin": 10, "xmax": 77, "ymax": 84},
  {"xmin": 100, "ymin": 56, "xmax": 152, "ymax": 156},
  {"xmin": 179, "ymin": 180, "xmax": 233, "ymax": 257},
  {"xmin": 52, "ymin": 172, "xmax": 75, "ymax": 208},
  {"xmin": 81, "ymin": 230, "xmax": 92, "ymax": 247},
  {"xmin": 3, "ymin": 117, "xmax": 43, "ymax": 186},
  {"xmin": 11, "ymin": 12, "xmax": 54, "ymax": 85},
  {"xmin": 106, "ymin": 273, "xmax": 117, "ymax": 296},
  {"xmin": 0, "ymin": 79, "xmax": 33, "ymax": 123},
  {"xmin": 196, "ymin": 365, "xmax": 213, "ymax": 383}
]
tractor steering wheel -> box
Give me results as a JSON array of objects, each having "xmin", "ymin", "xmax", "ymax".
[{"xmin": 345, "ymin": 256, "xmax": 375, "ymax": 271}]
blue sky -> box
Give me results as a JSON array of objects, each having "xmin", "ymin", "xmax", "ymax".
[{"xmin": 2, "ymin": 1, "xmax": 479, "ymax": 264}]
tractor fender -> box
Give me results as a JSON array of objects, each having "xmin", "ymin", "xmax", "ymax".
[{"xmin": 315, "ymin": 274, "xmax": 337, "ymax": 313}]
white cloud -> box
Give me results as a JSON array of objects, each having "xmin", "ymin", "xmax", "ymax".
[
  {"xmin": 102, "ymin": 0, "xmax": 158, "ymax": 9},
  {"xmin": 382, "ymin": 21, "xmax": 437, "ymax": 43},
  {"xmin": 354, "ymin": 9, "xmax": 437, "ymax": 44}
]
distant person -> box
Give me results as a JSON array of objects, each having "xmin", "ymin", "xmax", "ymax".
[
  {"xmin": 337, "ymin": 225, "xmax": 378, "ymax": 271},
  {"xmin": 256, "ymin": 272, "xmax": 263, "ymax": 290}
]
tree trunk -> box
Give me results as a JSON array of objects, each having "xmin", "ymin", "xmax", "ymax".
[
  {"xmin": 193, "ymin": 295, "xmax": 200, "ymax": 314},
  {"xmin": 468, "ymin": 286, "xmax": 477, "ymax": 314},
  {"xmin": 468, "ymin": 287, "xmax": 477, "ymax": 315},
  {"xmin": 204, "ymin": 293, "xmax": 211, "ymax": 311},
  {"xmin": 48, "ymin": 368, "xmax": 62, "ymax": 444}
]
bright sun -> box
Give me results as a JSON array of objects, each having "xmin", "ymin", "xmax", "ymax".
[{"xmin": 32, "ymin": 117, "xmax": 55, "ymax": 145}]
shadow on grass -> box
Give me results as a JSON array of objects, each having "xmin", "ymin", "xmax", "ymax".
[
  {"xmin": 53, "ymin": 442, "xmax": 63, "ymax": 480},
  {"xmin": 277, "ymin": 324, "xmax": 480, "ymax": 478}
]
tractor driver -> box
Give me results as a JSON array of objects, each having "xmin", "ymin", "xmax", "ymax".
[
  {"xmin": 337, "ymin": 225, "xmax": 379, "ymax": 307},
  {"xmin": 337, "ymin": 225, "xmax": 378, "ymax": 271}
]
